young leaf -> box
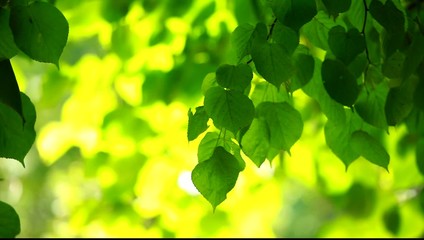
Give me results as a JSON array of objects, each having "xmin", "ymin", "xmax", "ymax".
[
  {"xmin": 204, "ymin": 87, "xmax": 255, "ymax": 135},
  {"xmin": 9, "ymin": 1, "xmax": 69, "ymax": 66},
  {"xmin": 322, "ymin": 58, "xmax": 360, "ymax": 107},
  {"xmin": 187, "ymin": 106, "xmax": 209, "ymax": 141},
  {"xmin": 251, "ymin": 42, "xmax": 295, "ymax": 89},
  {"xmin": 328, "ymin": 26, "xmax": 365, "ymax": 65},
  {"xmin": 416, "ymin": 139, "xmax": 424, "ymax": 176},
  {"xmin": 270, "ymin": 0, "xmax": 317, "ymax": 32},
  {"xmin": 256, "ymin": 102, "xmax": 303, "ymax": 154},
  {"xmin": 0, "ymin": 201, "xmax": 20, "ymax": 238},
  {"xmin": 382, "ymin": 204, "xmax": 401, "ymax": 235},
  {"xmin": 230, "ymin": 23, "xmax": 255, "ymax": 61},
  {"xmin": 241, "ymin": 118, "xmax": 270, "ymax": 167},
  {"xmin": 0, "ymin": 60, "xmax": 23, "ymax": 120},
  {"xmin": 322, "ymin": 0, "xmax": 351, "ymax": 17},
  {"xmin": 0, "ymin": 93, "xmax": 36, "ymax": 166},
  {"xmin": 0, "ymin": 9, "xmax": 19, "ymax": 59},
  {"xmin": 350, "ymin": 130, "xmax": 390, "ymax": 171},
  {"xmin": 215, "ymin": 63, "xmax": 252, "ymax": 92},
  {"xmin": 191, "ymin": 146, "xmax": 241, "ymax": 210},
  {"xmin": 355, "ymin": 81, "xmax": 389, "ymax": 130}
]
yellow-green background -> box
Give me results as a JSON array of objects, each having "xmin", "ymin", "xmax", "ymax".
[{"xmin": 1, "ymin": 0, "xmax": 423, "ymax": 237}]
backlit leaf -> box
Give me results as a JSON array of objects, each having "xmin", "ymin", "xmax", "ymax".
[
  {"xmin": 0, "ymin": 201, "xmax": 20, "ymax": 238},
  {"xmin": 350, "ymin": 130, "xmax": 390, "ymax": 170},
  {"xmin": 216, "ymin": 63, "xmax": 252, "ymax": 92},
  {"xmin": 328, "ymin": 26, "xmax": 365, "ymax": 65},
  {"xmin": 187, "ymin": 106, "xmax": 209, "ymax": 141},
  {"xmin": 231, "ymin": 23, "xmax": 255, "ymax": 60},
  {"xmin": 271, "ymin": 22, "xmax": 299, "ymax": 55},
  {"xmin": 241, "ymin": 118, "xmax": 270, "ymax": 167},
  {"xmin": 204, "ymin": 87, "xmax": 255, "ymax": 134},
  {"xmin": 191, "ymin": 146, "xmax": 241, "ymax": 210},
  {"xmin": 270, "ymin": 0, "xmax": 317, "ymax": 32},
  {"xmin": 9, "ymin": 1, "xmax": 69, "ymax": 66}
]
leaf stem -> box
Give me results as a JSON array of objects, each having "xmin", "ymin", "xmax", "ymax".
[{"xmin": 362, "ymin": 0, "xmax": 372, "ymax": 65}]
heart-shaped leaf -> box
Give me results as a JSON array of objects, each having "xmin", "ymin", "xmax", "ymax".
[
  {"xmin": 328, "ymin": 26, "xmax": 365, "ymax": 65},
  {"xmin": 350, "ymin": 130, "xmax": 390, "ymax": 171},
  {"xmin": 216, "ymin": 63, "xmax": 252, "ymax": 92},
  {"xmin": 0, "ymin": 201, "xmax": 20, "ymax": 238}
]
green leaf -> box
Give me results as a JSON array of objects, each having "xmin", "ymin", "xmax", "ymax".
[
  {"xmin": 343, "ymin": 182, "xmax": 376, "ymax": 218},
  {"xmin": 187, "ymin": 106, "xmax": 209, "ymax": 141},
  {"xmin": 0, "ymin": 92, "xmax": 36, "ymax": 165},
  {"xmin": 355, "ymin": 81, "xmax": 389, "ymax": 130},
  {"xmin": 0, "ymin": 9, "xmax": 19, "ymax": 59},
  {"xmin": 369, "ymin": 0, "xmax": 405, "ymax": 35},
  {"xmin": 291, "ymin": 52, "xmax": 314, "ymax": 91},
  {"xmin": 271, "ymin": 22, "xmax": 299, "ymax": 55},
  {"xmin": 216, "ymin": 63, "xmax": 252, "ymax": 92},
  {"xmin": 230, "ymin": 23, "xmax": 255, "ymax": 61},
  {"xmin": 251, "ymin": 42, "xmax": 295, "ymax": 88},
  {"xmin": 322, "ymin": 0, "xmax": 351, "ymax": 17},
  {"xmin": 402, "ymin": 34, "xmax": 424, "ymax": 81},
  {"xmin": 322, "ymin": 58, "xmax": 360, "ymax": 107},
  {"xmin": 270, "ymin": 0, "xmax": 317, "ymax": 32},
  {"xmin": 204, "ymin": 87, "xmax": 255, "ymax": 134},
  {"xmin": 382, "ymin": 204, "xmax": 401, "ymax": 235},
  {"xmin": 350, "ymin": 130, "xmax": 390, "ymax": 170},
  {"xmin": 201, "ymin": 73, "xmax": 217, "ymax": 95},
  {"xmin": 416, "ymin": 139, "xmax": 424, "ymax": 176},
  {"xmin": 324, "ymin": 110, "xmax": 361, "ymax": 169},
  {"xmin": 328, "ymin": 26, "xmax": 365, "ymax": 65},
  {"xmin": 191, "ymin": 146, "xmax": 241, "ymax": 210},
  {"xmin": 0, "ymin": 60, "xmax": 23, "ymax": 120},
  {"xmin": 382, "ymin": 51, "xmax": 405, "ymax": 79},
  {"xmin": 9, "ymin": 1, "xmax": 69, "ymax": 66},
  {"xmin": 250, "ymin": 82, "xmax": 291, "ymax": 107},
  {"xmin": 241, "ymin": 118, "xmax": 270, "ymax": 167},
  {"xmin": 414, "ymin": 78, "xmax": 424, "ymax": 112},
  {"xmin": 256, "ymin": 102, "xmax": 303, "ymax": 154},
  {"xmin": 0, "ymin": 201, "xmax": 20, "ymax": 238}
]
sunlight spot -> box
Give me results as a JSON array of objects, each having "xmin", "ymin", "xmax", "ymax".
[{"xmin": 177, "ymin": 171, "xmax": 200, "ymax": 196}]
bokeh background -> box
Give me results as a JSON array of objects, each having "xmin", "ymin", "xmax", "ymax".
[{"xmin": 1, "ymin": 0, "xmax": 424, "ymax": 237}]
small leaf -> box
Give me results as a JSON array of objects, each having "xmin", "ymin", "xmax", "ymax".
[
  {"xmin": 9, "ymin": 1, "xmax": 69, "ymax": 66},
  {"xmin": 382, "ymin": 205, "xmax": 401, "ymax": 235},
  {"xmin": 350, "ymin": 130, "xmax": 390, "ymax": 170},
  {"xmin": 187, "ymin": 106, "xmax": 209, "ymax": 141},
  {"xmin": 0, "ymin": 60, "xmax": 23, "ymax": 120},
  {"xmin": 204, "ymin": 87, "xmax": 255, "ymax": 134},
  {"xmin": 416, "ymin": 139, "xmax": 424, "ymax": 176},
  {"xmin": 191, "ymin": 146, "xmax": 241, "ymax": 210},
  {"xmin": 230, "ymin": 23, "xmax": 255, "ymax": 60},
  {"xmin": 328, "ymin": 26, "xmax": 365, "ymax": 65},
  {"xmin": 241, "ymin": 118, "xmax": 270, "ymax": 167},
  {"xmin": 0, "ymin": 92, "xmax": 36, "ymax": 165},
  {"xmin": 256, "ymin": 102, "xmax": 303, "ymax": 153},
  {"xmin": 216, "ymin": 63, "xmax": 252, "ymax": 92},
  {"xmin": 0, "ymin": 9, "xmax": 19, "ymax": 59},
  {"xmin": 0, "ymin": 201, "xmax": 20, "ymax": 238},
  {"xmin": 270, "ymin": 0, "xmax": 317, "ymax": 32},
  {"xmin": 251, "ymin": 42, "xmax": 295, "ymax": 88},
  {"xmin": 322, "ymin": 58, "xmax": 360, "ymax": 107},
  {"xmin": 322, "ymin": 0, "xmax": 351, "ymax": 17}
]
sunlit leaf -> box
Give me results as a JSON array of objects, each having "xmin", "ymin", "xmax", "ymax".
[
  {"xmin": 9, "ymin": 1, "xmax": 69, "ymax": 66},
  {"xmin": 350, "ymin": 130, "xmax": 390, "ymax": 170},
  {"xmin": 328, "ymin": 26, "xmax": 365, "ymax": 65},
  {"xmin": 416, "ymin": 139, "xmax": 424, "ymax": 176},
  {"xmin": 0, "ymin": 9, "xmax": 19, "ymax": 59},
  {"xmin": 0, "ymin": 201, "xmax": 20, "ymax": 238},
  {"xmin": 270, "ymin": 0, "xmax": 317, "ymax": 32},
  {"xmin": 241, "ymin": 118, "xmax": 270, "ymax": 167},
  {"xmin": 382, "ymin": 204, "xmax": 401, "ymax": 235},
  {"xmin": 251, "ymin": 42, "xmax": 295, "ymax": 88},
  {"xmin": 0, "ymin": 60, "xmax": 22, "ymax": 120},
  {"xmin": 256, "ymin": 102, "xmax": 303, "ymax": 154},
  {"xmin": 215, "ymin": 63, "xmax": 252, "ymax": 92},
  {"xmin": 204, "ymin": 87, "xmax": 255, "ymax": 134},
  {"xmin": 187, "ymin": 106, "xmax": 209, "ymax": 141},
  {"xmin": 231, "ymin": 23, "xmax": 255, "ymax": 60},
  {"xmin": 322, "ymin": 58, "xmax": 360, "ymax": 107},
  {"xmin": 191, "ymin": 146, "xmax": 241, "ymax": 210},
  {"xmin": 0, "ymin": 93, "xmax": 36, "ymax": 165},
  {"xmin": 201, "ymin": 73, "xmax": 217, "ymax": 95}
]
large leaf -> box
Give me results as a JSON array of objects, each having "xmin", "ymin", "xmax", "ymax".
[
  {"xmin": 350, "ymin": 130, "xmax": 390, "ymax": 170},
  {"xmin": 322, "ymin": 58, "xmax": 360, "ymax": 107},
  {"xmin": 241, "ymin": 118, "xmax": 270, "ymax": 167},
  {"xmin": 0, "ymin": 92, "xmax": 36, "ymax": 165},
  {"xmin": 187, "ymin": 106, "xmax": 209, "ymax": 141},
  {"xmin": 369, "ymin": 0, "xmax": 405, "ymax": 35},
  {"xmin": 203, "ymin": 87, "xmax": 255, "ymax": 134},
  {"xmin": 215, "ymin": 63, "xmax": 252, "ymax": 92},
  {"xmin": 322, "ymin": 0, "xmax": 351, "ymax": 17},
  {"xmin": 191, "ymin": 146, "xmax": 241, "ymax": 210},
  {"xmin": 385, "ymin": 76, "xmax": 418, "ymax": 126},
  {"xmin": 291, "ymin": 51, "xmax": 315, "ymax": 91},
  {"xmin": 230, "ymin": 23, "xmax": 255, "ymax": 61},
  {"xmin": 256, "ymin": 102, "xmax": 303, "ymax": 154},
  {"xmin": 9, "ymin": 1, "xmax": 69, "ymax": 66},
  {"xmin": 271, "ymin": 21, "xmax": 299, "ymax": 55},
  {"xmin": 0, "ymin": 201, "xmax": 20, "ymax": 238},
  {"xmin": 270, "ymin": 0, "xmax": 317, "ymax": 32},
  {"xmin": 0, "ymin": 60, "xmax": 22, "ymax": 120},
  {"xmin": 328, "ymin": 26, "xmax": 365, "ymax": 65},
  {"xmin": 0, "ymin": 9, "xmax": 19, "ymax": 59},
  {"xmin": 251, "ymin": 42, "xmax": 295, "ymax": 88}
]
